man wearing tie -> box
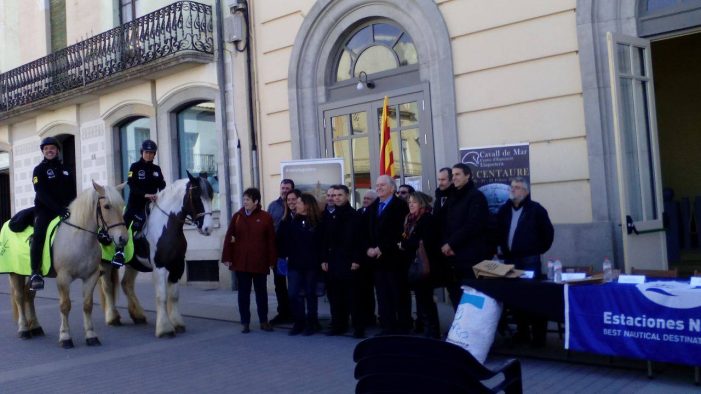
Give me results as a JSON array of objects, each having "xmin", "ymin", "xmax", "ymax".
[{"xmin": 363, "ymin": 175, "xmax": 409, "ymax": 335}]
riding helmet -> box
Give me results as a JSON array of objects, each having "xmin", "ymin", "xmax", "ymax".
[
  {"xmin": 39, "ymin": 136, "xmax": 60, "ymax": 151},
  {"xmin": 141, "ymin": 139, "xmax": 158, "ymax": 152}
]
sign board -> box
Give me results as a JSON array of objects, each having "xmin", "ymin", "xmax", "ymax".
[
  {"xmin": 280, "ymin": 158, "xmax": 344, "ymax": 205},
  {"xmin": 459, "ymin": 143, "xmax": 530, "ymax": 214},
  {"xmin": 566, "ymin": 281, "xmax": 701, "ymax": 366}
]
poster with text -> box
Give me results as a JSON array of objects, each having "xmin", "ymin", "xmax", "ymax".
[
  {"xmin": 459, "ymin": 143, "xmax": 530, "ymax": 214},
  {"xmin": 281, "ymin": 158, "xmax": 344, "ymax": 206}
]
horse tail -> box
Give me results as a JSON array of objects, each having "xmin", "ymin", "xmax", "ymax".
[{"xmin": 99, "ymin": 263, "xmax": 119, "ymax": 312}]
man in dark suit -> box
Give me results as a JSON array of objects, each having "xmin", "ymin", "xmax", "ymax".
[
  {"xmin": 364, "ymin": 175, "xmax": 409, "ymax": 335},
  {"xmin": 440, "ymin": 163, "xmax": 490, "ymax": 310}
]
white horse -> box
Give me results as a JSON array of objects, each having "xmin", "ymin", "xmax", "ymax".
[
  {"xmin": 101, "ymin": 172, "xmax": 213, "ymax": 337},
  {"xmin": 9, "ymin": 181, "xmax": 128, "ymax": 348}
]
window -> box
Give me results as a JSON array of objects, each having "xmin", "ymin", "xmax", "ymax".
[
  {"xmin": 118, "ymin": 117, "xmax": 150, "ymax": 200},
  {"xmin": 176, "ymin": 102, "xmax": 219, "ymax": 209},
  {"xmin": 0, "ymin": 152, "xmax": 9, "ymax": 171},
  {"xmin": 335, "ymin": 22, "xmax": 417, "ymax": 82},
  {"xmin": 120, "ymin": 0, "xmax": 139, "ymax": 24},
  {"xmin": 49, "ymin": 0, "xmax": 67, "ymax": 52}
]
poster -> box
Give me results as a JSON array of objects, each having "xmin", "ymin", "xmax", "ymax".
[
  {"xmin": 280, "ymin": 158, "xmax": 344, "ymax": 205},
  {"xmin": 459, "ymin": 143, "xmax": 530, "ymax": 214}
]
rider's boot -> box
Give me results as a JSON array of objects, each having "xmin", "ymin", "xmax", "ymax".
[
  {"xmin": 29, "ymin": 272, "xmax": 44, "ymax": 291},
  {"xmin": 111, "ymin": 248, "xmax": 125, "ymax": 268}
]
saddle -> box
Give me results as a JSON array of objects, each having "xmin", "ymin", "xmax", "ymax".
[{"xmin": 9, "ymin": 207, "xmax": 35, "ymax": 233}]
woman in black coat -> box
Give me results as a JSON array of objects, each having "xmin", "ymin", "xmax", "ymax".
[
  {"xmin": 278, "ymin": 193, "xmax": 324, "ymax": 336},
  {"xmin": 399, "ymin": 191, "xmax": 441, "ymax": 338}
]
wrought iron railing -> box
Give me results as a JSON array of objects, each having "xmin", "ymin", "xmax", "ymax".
[{"xmin": 0, "ymin": 1, "xmax": 213, "ymax": 113}]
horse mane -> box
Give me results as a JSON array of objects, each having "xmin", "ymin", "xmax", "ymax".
[
  {"xmin": 154, "ymin": 178, "xmax": 189, "ymax": 214},
  {"xmin": 67, "ymin": 184, "xmax": 126, "ymax": 228}
]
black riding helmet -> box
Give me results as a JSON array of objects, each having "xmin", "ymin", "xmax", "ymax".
[
  {"xmin": 141, "ymin": 139, "xmax": 158, "ymax": 153},
  {"xmin": 39, "ymin": 136, "xmax": 60, "ymax": 151}
]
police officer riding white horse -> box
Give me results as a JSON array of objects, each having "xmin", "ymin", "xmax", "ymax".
[{"xmin": 29, "ymin": 137, "xmax": 76, "ymax": 291}]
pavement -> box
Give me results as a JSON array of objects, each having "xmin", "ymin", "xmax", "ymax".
[{"xmin": 0, "ymin": 273, "xmax": 698, "ymax": 393}]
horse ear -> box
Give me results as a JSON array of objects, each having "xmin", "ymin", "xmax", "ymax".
[
  {"xmin": 186, "ymin": 170, "xmax": 196, "ymax": 182},
  {"xmin": 92, "ymin": 179, "xmax": 105, "ymax": 195},
  {"xmin": 115, "ymin": 182, "xmax": 127, "ymax": 192}
]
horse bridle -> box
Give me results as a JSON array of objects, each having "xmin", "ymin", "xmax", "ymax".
[
  {"xmin": 61, "ymin": 196, "xmax": 127, "ymax": 241},
  {"xmin": 153, "ymin": 183, "xmax": 212, "ymax": 228}
]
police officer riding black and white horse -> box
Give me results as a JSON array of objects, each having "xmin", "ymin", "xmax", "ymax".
[
  {"xmin": 29, "ymin": 137, "xmax": 76, "ymax": 291},
  {"xmin": 124, "ymin": 139, "xmax": 166, "ymax": 238}
]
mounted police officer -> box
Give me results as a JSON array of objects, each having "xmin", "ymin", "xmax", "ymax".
[
  {"xmin": 30, "ymin": 137, "xmax": 76, "ymax": 291},
  {"xmin": 124, "ymin": 139, "xmax": 166, "ymax": 237}
]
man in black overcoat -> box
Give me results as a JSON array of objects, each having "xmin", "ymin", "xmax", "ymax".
[{"xmin": 363, "ymin": 175, "xmax": 409, "ymax": 335}]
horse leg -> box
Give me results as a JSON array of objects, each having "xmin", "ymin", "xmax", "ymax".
[
  {"xmin": 24, "ymin": 286, "xmax": 44, "ymax": 337},
  {"xmin": 99, "ymin": 261, "xmax": 122, "ymax": 326},
  {"xmin": 152, "ymin": 267, "xmax": 175, "ymax": 338},
  {"xmin": 122, "ymin": 266, "xmax": 147, "ymax": 324},
  {"xmin": 56, "ymin": 272, "xmax": 75, "ymax": 349},
  {"xmin": 9, "ymin": 275, "xmax": 31, "ymax": 339},
  {"xmin": 166, "ymin": 279, "xmax": 185, "ymax": 333},
  {"xmin": 82, "ymin": 270, "xmax": 102, "ymax": 346}
]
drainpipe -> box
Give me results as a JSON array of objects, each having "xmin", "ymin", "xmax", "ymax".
[
  {"xmin": 215, "ymin": 0, "xmax": 233, "ymax": 217},
  {"xmin": 231, "ymin": 0, "xmax": 259, "ymax": 188}
]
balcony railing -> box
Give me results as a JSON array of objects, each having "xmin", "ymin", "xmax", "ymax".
[{"xmin": 0, "ymin": 1, "xmax": 213, "ymax": 115}]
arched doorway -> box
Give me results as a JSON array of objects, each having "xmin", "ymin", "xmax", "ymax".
[
  {"xmin": 116, "ymin": 116, "xmax": 151, "ymax": 200},
  {"xmin": 54, "ymin": 134, "xmax": 77, "ymax": 192},
  {"xmin": 321, "ymin": 21, "xmax": 432, "ymax": 206}
]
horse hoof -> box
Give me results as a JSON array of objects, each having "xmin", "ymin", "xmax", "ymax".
[
  {"xmin": 60, "ymin": 339, "xmax": 74, "ymax": 349},
  {"xmin": 30, "ymin": 327, "xmax": 45, "ymax": 337},
  {"xmin": 175, "ymin": 325, "xmax": 186, "ymax": 334},
  {"xmin": 18, "ymin": 331, "xmax": 32, "ymax": 340},
  {"xmin": 107, "ymin": 318, "xmax": 122, "ymax": 326},
  {"xmin": 86, "ymin": 337, "xmax": 102, "ymax": 346},
  {"xmin": 157, "ymin": 331, "xmax": 175, "ymax": 338},
  {"xmin": 132, "ymin": 317, "xmax": 147, "ymax": 325}
]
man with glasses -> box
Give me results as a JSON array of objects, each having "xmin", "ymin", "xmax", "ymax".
[
  {"xmin": 497, "ymin": 177, "xmax": 554, "ymax": 347},
  {"xmin": 397, "ymin": 184, "xmax": 415, "ymax": 201}
]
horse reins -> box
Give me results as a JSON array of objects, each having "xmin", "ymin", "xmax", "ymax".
[
  {"xmin": 60, "ymin": 196, "xmax": 127, "ymax": 238},
  {"xmin": 152, "ymin": 184, "xmax": 212, "ymax": 227}
]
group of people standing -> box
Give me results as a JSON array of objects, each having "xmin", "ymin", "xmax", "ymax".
[{"xmin": 220, "ymin": 162, "xmax": 554, "ymax": 344}]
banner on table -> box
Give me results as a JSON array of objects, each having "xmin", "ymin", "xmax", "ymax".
[
  {"xmin": 459, "ymin": 143, "xmax": 529, "ymax": 214},
  {"xmin": 565, "ymin": 281, "xmax": 701, "ymax": 366}
]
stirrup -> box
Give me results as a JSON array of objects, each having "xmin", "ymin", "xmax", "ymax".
[
  {"xmin": 29, "ymin": 274, "xmax": 45, "ymax": 291},
  {"xmin": 111, "ymin": 251, "xmax": 125, "ymax": 268}
]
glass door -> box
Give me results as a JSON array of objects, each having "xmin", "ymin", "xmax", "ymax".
[{"xmin": 323, "ymin": 91, "xmax": 434, "ymax": 207}]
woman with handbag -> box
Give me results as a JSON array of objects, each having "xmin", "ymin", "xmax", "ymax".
[
  {"xmin": 278, "ymin": 193, "xmax": 324, "ymax": 336},
  {"xmin": 399, "ymin": 191, "xmax": 441, "ymax": 338}
]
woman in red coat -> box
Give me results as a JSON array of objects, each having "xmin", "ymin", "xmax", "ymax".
[{"xmin": 221, "ymin": 188, "xmax": 277, "ymax": 333}]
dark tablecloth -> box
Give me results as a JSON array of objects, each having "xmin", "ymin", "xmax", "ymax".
[{"xmin": 462, "ymin": 278, "xmax": 565, "ymax": 322}]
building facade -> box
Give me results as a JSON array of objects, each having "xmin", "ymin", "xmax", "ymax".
[
  {"xmin": 3, "ymin": 0, "xmax": 700, "ymax": 281},
  {"xmin": 246, "ymin": 0, "xmax": 701, "ymax": 274},
  {"xmin": 0, "ymin": 0, "xmax": 244, "ymax": 286}
]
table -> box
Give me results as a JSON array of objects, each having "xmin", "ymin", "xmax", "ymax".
[{"xmin": 462, "ymin": 278, "xmax": 564, "ymax": 322}]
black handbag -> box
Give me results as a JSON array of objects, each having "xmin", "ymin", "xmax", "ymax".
[{"xmin": 408, "ymin": 240, "xmax": 430, "ymax": 284}]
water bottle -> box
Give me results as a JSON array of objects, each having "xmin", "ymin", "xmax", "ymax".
[
  {"xmin": 602, "ymin": 257, "xmax": 612, "ymax": 282},
  {"xmin": 553, "ymin": 259, "xmax": 562, "ymax": 283},
  {"xmin": 547, "ymin": 258, "xmax": 554, "ymax": 281}
]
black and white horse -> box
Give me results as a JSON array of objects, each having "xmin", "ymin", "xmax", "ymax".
[{"xmin": 100, "ymin": 171, "xmax": 213, "ymax": 337}]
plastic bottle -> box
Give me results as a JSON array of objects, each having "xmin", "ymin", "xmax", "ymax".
[
  {"xmin": 547, "ymin": 258, "xmax": 554, "ymax": 281},
  {"xmin": 553, "ymin": 259, "xmax": 563, "ymax": 283},
  {"xmin": 602, "ymin": 257, "xmax": 613, "ymax": 283}
]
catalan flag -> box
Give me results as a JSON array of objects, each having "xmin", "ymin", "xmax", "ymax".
[{"xmin": 379, "ymin": 96, "xmax": 396, "ymax": 177}]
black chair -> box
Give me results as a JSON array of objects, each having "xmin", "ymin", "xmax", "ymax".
[
  {"xmin": 353, "ymin": 336, "xmax": 522, "ymax": 394},
  {"xmin": 356, "ymin": 373, "xmax": 484, "ymax": 394}
]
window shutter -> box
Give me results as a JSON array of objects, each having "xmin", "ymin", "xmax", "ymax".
[{"xmin": 50, "ymin": 0, "xmax": 67, "ymax": 52}]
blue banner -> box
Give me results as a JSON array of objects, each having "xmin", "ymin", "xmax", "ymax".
[{"xmin": 565, "ymin": 281, "xmax": 701, "ymax": 366}]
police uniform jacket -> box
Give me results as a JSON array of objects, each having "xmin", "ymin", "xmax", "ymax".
[
  {"xmin": 127, "ymin": 158, "xmax": 166, "ymax": 209},
  {"xmin": 32, "ymin": 158, "xmax": 75, "ymax": 215}
]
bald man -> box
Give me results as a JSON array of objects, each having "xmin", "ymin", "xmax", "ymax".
[{"xmin": 362, "ymin": 175, "xmax": 409, "ymax": 335}]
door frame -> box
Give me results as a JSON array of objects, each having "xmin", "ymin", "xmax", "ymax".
[{"xmin": 319, "ymin": 83, "xmax": 435, "ymax": 194}]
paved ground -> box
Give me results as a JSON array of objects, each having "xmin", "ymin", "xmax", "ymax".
[{"xmin": 0, "ymin": 274, "xmax": 698, "ymax": 393}]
